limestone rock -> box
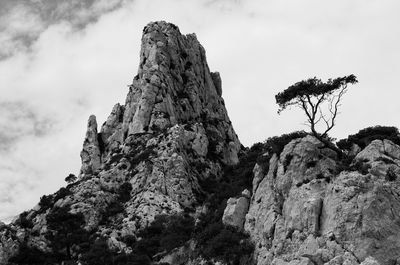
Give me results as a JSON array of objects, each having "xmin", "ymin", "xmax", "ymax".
[
  {"xmin": 360, "ymin": 257, "xmax": 381, "ymax": 265},
  {"xmin": 159, "ymin": 240, "xmax": 195, "ymax": 265},
  {"xmin": 211, "ymin": 72, "xmax": 222, "ymax": 96},
  {"xmin": 4, "ymin": 20, "xmax": 400, "ymax": 265},
  {"xmin": 79, "ymin": 115, "xmax": 102, "ymax": 176},
  {"xmin": 0, "ymin": 224, "xmax": 20, "ymax": 264},
  {"xmin": 100, "ymin": 103, "xmax": 124, "ymax": 153},
  {"xmin": 246, "ymin": 136, "xmax": 400, "ymax": 265},
  {"xmin": 0, "ymin": 21, "xmax": 243, "ymax": 265},
  {"xmin": 222, "ymin": 189, "xmax": 250, "ymax": 231},
  {"xmin": 123, "ymin": 21, "xmax": 239, "ymax": 164}
]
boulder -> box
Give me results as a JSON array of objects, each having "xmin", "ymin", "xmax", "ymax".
[{"xmin": 222, "ymin": 189, "xmax": 250, "ymax": 231}]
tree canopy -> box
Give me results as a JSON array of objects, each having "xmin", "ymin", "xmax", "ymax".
[
  {"xmin": 46, "ymin": 205, "xmax": 87, "ymax": 260},
  {"xmin": 276, "ymin": 75, "xmax": 358, "ymax": 113},
  {"xmin": 65, "ymin": 174, "xmax": 77, "ymax": 184},
  {"xmin": 275, "ymin": 75, "xmax": 358, "ymax": 154}
]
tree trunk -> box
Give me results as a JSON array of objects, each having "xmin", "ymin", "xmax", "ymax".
[{"xmin": 314, "ymin": 133, "xmax": 343, "ymax": 159}]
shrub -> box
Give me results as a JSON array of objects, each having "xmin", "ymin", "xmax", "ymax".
[
  {"xmin": 16, "ymin": 211, "xmax": 34, "ymax": 229},
  {"xmin": 46, "ymin": 205, "xmax": 87, "ymax": 260},
  {"xmin": 136, "ymin": 213, "xmax": 195, "ymax": 256},
  {"xmin": 38, "ymin": 195, "xmax": 53, "ymax": 213},
  {"xmin": 9, "ymin": 243, "xmax": 53, "ymax": 265},
  {"xmin": 106, "ymin": 201, "xmax": 124, "ymax": 216},
  {"xmin": 129, "ymin": 148, "xmax": 156, "ymax": 166},
  {"xmin": 117, "ymin": 182, "xmax": 132, "ymax": 202},
  {"xmin": 80, "ymin": 237, "xmax": 116, "ymax": 265},
  {"xmin": 350, "ymin": 160, "xmax": 371, "ymax": 175},
  {"xmin": 337, "ymin": 126, "xmax": 400, "ymax": 150},
  {"xmin": 65, "ymin": 174, "xmax": 77, "ymax": 184},
  {"xmin": 54, "ymin": 187, "xmax": 72, "ymax": 202},
  {"xmin": 195, "ymin": 223, "xmax": 253, "ymax": 265},
  {"xmin": 121, "ymin": 234, "xmax": 136, "ymax": 247},
  {"xmin": 263, "ymin": 131, "xmax": 308, "ymax": 155},
  {"xmin": 206, "ymin": 140, "xmax": 222, "ymax": 161},
  {"xmin": 386, "ymin": 167, "xmax": 397, "ymax": 181}
]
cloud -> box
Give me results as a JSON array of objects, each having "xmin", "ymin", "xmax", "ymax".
[
  {"xmin": 1, "ymin": 0, "xmax": 400, "ymax": 222},
  {"xmin": 0, "ymin": 101, "xmax": 54, "ymax": 151},
  {"xmin": 0, "ymin": 0, "xmax": 127, "ymax": 59}
]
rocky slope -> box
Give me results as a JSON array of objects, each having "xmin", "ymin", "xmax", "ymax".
[
  {"xmin": 1, "ymin": 21, "xmax": 400, "ymax": 265},
  {"xmin": 238, "ymin": 136, "xmax": 400, "ymax": 265}
]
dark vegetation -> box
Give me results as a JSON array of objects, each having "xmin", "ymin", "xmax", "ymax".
[
  {"xmin": 135, "ymin": 213, "xmax": 195, "ymax": 256},
  {"xmin": 104, "ymin": 136, "xmax": 157, "ymax": 171},
  {"xmin": 9, "ymin": 243, "xmax": 52, "ymax": 265},
  {"xmin": 80, "ymin": 213, "xmax": 195, "ymax": 265},
  {"xmin": 194, "ymin": 221, "xmax": 253, "ymax": 265},
  {"xmin": 337, "ymin": 126, "xmax": 400, "ymax": 150},
  {"xmin": 335, "ymin": 126, "xmax": 400, "ymax": 174},
  {"xmin": 38, "ymin": 186, "xmax": 73, "ymax": 215},
  {"xmin": 65, "ymin": 174, "xmax": 77, "ymax": 184},
  {"xmin": 45, "ymin": 206, "xmax": 87, "ymax": 260},
  {"xmin": 100, "ymin": 182, "xmax": 132, "ymax": 224},
  {"xmin": 117, "ymin": 182, "xmax": 133, "ymax": 202},
  {"xmin": 386, "ymin": 167, "xmax": 397, "ymax": 181},
  {"xmin": 54, "ymin": 187, "xmax": 72, "ymax": 202},
  {"xmin": 38, "ymin": 195, "xmax": 53, "ymax": 214},
  {"xmin": 10, "ymin": 205, "xmax": 88, "ymax": 264},
  {"xmin": 15, "ymin": 211, "xmax": 34, "ymax": 229},
  {"xmin": 264, "ymin": 131, "xmax": 308, "ymax": 156},
  {"xmin": 193, "ymin": 132, "xmax": 310, "ymax": 264}
]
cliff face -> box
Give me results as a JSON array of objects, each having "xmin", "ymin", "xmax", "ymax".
[
  {"xmin": 0, "ymin": 21, "xmax": 242, "ymax": 264},
  {"xmin": 1, "ymin": 21, "xmax": 400, "ymax": 265},
  {"xmin": 241, "ymin": 137, "xmax": 400, "ymax": 265},
  {"xmin": 75, "ymin": 21, "xmax": 241, "ymax": 230}
]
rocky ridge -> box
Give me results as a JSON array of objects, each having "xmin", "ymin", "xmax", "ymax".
[
  {"xmin": 1, "ymin": 21, "xmax": 400, "ymax": 265},
  {"xmin": 0, "ymin": 21, "xmax": 241, "ymax": 264},
  {"xmin": 241, "ymin": 136, "xmax": 400, "ymax": 265}
]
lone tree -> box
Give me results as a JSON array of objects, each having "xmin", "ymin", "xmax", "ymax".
[
  {"xmin": 275, "ymin": 75, "xmax": 358, "ymax": 154},
  {"xmin": 65, "ymin": 173, "xmax": 77, "ymax": 184}
]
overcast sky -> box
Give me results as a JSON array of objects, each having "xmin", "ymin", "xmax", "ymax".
[{"xmin": 1, "ymin": 0, "xmax": 400, "ymax": 222}]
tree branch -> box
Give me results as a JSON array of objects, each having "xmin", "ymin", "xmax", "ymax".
[{"xmin": 322, "ymin": 86, "xmax": 347, "ymax": 136}]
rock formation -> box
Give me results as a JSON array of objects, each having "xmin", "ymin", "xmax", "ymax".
[
  {"xmin": 244, "ymin": 136, "xmax": 400, "ymax": 265},
  {"xmin": 1, "ymin": 21, "xmax": 400, "ymax": 265},
  {"xmin": 0, "ymin": 21, "xmax": 242, "ymax": 264},
  {"xmin": 222, "ymin": 189, "xmax": 250, "ymax": 231}
]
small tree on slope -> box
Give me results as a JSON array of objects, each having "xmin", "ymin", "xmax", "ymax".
[{"xmin": 275, "ymin": 75, "xmax": 358, "ymax": 155}]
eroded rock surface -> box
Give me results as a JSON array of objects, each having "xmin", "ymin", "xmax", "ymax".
[
  {"xmin": 245, "ymin": 136, "xmax": 400, "ymax": 265},
  {"xmin": 222, "ymin": 189, "xmax": 251, "ymax": 231},
  {"xmin": 0, "ymin": 21, "xmax": 241, "ymax": 264},
  {"xmin": 0, "ymin": 223, "xmax": 21, "ymax": 264},
  {"xmin": 80, "ymin": 115, "xmax": 102, "ymax": 176},
  {"xmin": 2, "ymin": 21, "xmax": 400, "ymax": 265}
]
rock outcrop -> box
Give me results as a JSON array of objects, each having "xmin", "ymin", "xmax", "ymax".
[
  {"xmin": 244, "ymin": 136, "xmax": 400, "ymax": 265},
  {"xmin": 0, "ymin": 223, "xmax": 22, "ymax": 264},
  {"xmin": 222, "ymin": 189, "xmax": 250, "ymax": 231},
  {"xmin": 80, "ymin": 115, "xmax": 102, "ymax": 176},
  {"xmin": 0, "ymin": 21, "xmax": 241, "ymax": 264},
  {"xmin": 2, "ymin": 21, "xmax": 400, "ymax": 265}
]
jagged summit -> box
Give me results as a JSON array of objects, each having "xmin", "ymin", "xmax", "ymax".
[
  {"xmin": 1, "ymin": 21, "xmax": 244, "ymax": 264},
  {"xmin": 2, "ymin": 21, "xmax": 400, "ymax": 265},
  {"xmin": 80, "ymin": 21, "xmax": 240, "ymax": 177}
]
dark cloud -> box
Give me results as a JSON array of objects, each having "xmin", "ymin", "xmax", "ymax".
[{"xmin": 0, "ymin": 0, "xmax": 127, "ymax": 59}]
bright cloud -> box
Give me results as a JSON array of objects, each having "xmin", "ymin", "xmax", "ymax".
[{"xmin": 1, "ymin": 0, "xmax": 400, "ymax": 222}]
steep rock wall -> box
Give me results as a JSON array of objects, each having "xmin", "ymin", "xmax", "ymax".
[
  {"xmin": 0, "ymin": 21, "xmax": 241, "ymax": 264},
  {"xmin": 243, "ymin": 136, "xmax": 400, "ymax": 265}
]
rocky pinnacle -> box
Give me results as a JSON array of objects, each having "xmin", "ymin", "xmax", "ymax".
[{"xmin": 79, "ymin": 21, "xmax": 241, "ymax": 177}]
